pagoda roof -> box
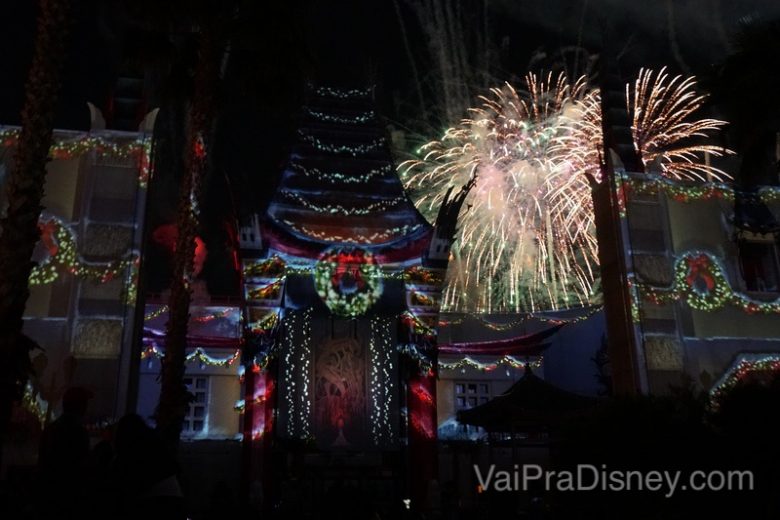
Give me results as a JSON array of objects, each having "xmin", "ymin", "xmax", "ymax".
[
  {"xmin": 264, "ymin": 85, "xmax": 431, "ymax": 256},
  {"xmin": 457, "ymin": 366, "xmax": 596, "ymax": 431}
]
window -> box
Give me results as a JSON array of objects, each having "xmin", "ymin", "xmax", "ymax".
[
  {"xmin": 454, "ymin": 381, "xmax": 491, "ymax": 410},
  {"xmin": 182, "ymin": 376, "xmax": 209, "ymax": 436},
  {"xmin": 739, "ymin": 239, "xmax": 780, "ymax": 292}
]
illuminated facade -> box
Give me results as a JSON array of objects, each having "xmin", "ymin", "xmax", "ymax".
[
  {"xmin": 236, "ymin": 84, "xmax": 469, "ymax": 509},
  {"xmin": 0, "ymin": 118, "xmax": 153, "ymax": 426}
]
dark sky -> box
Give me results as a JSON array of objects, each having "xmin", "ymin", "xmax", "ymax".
[
  {"xmin": 3, "ymin": 0, "xmax": 780, "ymax": 130},
  {"xmin": 3, "ymin": 0, "xmax": 779, "ymax": 297}
]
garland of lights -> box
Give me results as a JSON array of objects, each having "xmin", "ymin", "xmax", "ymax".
[
  {"xmin": 437, "ymin": 305, "xmax": 604, "ymax": 330},
  {"xmin": 29, "ymin": 217, "xmax": 138, "ymax": 286},
  {"xmin": 314, "ymin": 248, "xmax": 383, "ymax": 317},
  {"xmin": 304, "ymin": 107, "xmax": 376, "ymax": 124},
  {"xmin": 0, "ymin": 128, "xmax": 152, "ymax": 188},
  {"xmin": 22, "ymin": 382, "xmax": 47, "ymax": 426},
  {"xmin": 140, "ymin": 344, "xmax": 240, "ymax": 367},
  {"xmin": 282, "ymin": 308, "xmax": 313, "ymax": 437},
  {"xmin": 439, "ymin": 355, "xmax": 543, "ymax": 372},
  {"xmin": 247, "ymin": 280, "xmax": 283, "ymax": 301},
  {"xmin": 309, "ymin": 84, "xmax": 373, "ymax": 99},
  {"xmin": 404, "ymin": 266, "xmax": 444, "ymax": 286},
  {"xmin": 637, "ymin": 251, "xmax": 780, "ymax": 314},
  {"xmin": 369, "ymin": 316, "xmax": 395, "ymax": 445},
  {"xmin": 298, "ymin": 131, "xmax": 386, "ymax": 156},
  {"xmin": 616, "ymin": 172, "xmax": 780, "ymax": 207},
  {"xmin": 144, "ymin": 306, "xmax": 239, "ymax": 324},
  {"xmin": 397, "ymin": 343, "xmax": 543, "ymax": 374},
  {"xmin": 248, "ymin": 311, "xmax": 279, "ymax": 334},
  {"xmin": 397, "ymin": 343, "xmax": 434, "ymax": 374},
  {"xmin": 400, "ymin": 310, "xmax": 437, "ymax": 337},
  {"xmin": 289, "ymin": 161, "xmax": 392, "ymax": 184},
  {"xmin": 411, "ymin": 291, "xmax": 438, "ymax": 307},
  {"xmin": 243, "ymin": 255, "xmax": 286, "ymax": 278},
  {"xmin": 709, "ymin": 354, "xmax": 780, "ymax": 410},
  {"xmin": 281, "ymin": 189, "xmax": 403, "ymax": 216},
  {"xmin": 282, "ymin": 219, "xmax": 422, "ymax": 245},
  {"xmin": 124, "ymin": 259, "xmax": 140, "ymax": 306}
]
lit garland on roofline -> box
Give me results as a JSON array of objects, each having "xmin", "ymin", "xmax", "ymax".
[
  {"xmin": 242, "ymin": 259, "xmax": 410, "ymax": 282},
  {"xmin": 616, "ymin": 172, "xmax": 780, "ymax": 207},
  {"xmin": 281, "ymin": 219, "xmax": 424, "ymax": 245},
  {"xmin": 709, "ymin": 354, "xmax": 780, "ymax": 410},
  {"xmin": 636, "ymin": 251, "xmax": 780, "ymax": 314},
  {"xmin": 141, "ymin": 344, "xmax": 240, "ymax": 368},
  {"xmin": 289, "ymin": 161, "xmax": 392, "ymax": 184},
  {"xmin": 29, "ymin": 217, "xmax": 138, "ymax": 287},
  {"xmin": 144, "ymin": 306, "xmax": 239, "ymax": 324},
  {"xmin": 281, "ymin": 189, "xmax": 404, "ymax": 215},
  {"xmin": 0, "ymin": 128, "xmax": 152, "ymax": 188},
  {"xmin": 309, "ymin": 84, "xmax": 373, "ymax": 99},
  {"xmin": 439, "ymin": 355, "xmax": 543, "ymax": 372},
  {"xmin": 304, "ymin": 107, "xmax": 376, "ymax": 124},
  {"xmin": 398, "ymin": 343, "xmax": 543, "ymax": 374},
  {"xmin": 437, "ymin": 305, "xmax": 603, "ymax": 330},
  {"xmin": 298, "ymin": 131, "xmax": 386, "ymax": 156}
]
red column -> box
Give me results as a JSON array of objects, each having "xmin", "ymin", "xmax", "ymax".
[{"xmin": 407, "ymin": 365, "xmax": 438, "ymax": 512}]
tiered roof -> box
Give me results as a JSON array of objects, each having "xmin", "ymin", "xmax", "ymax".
[{"xmin": 264, "ymin": 85, "xmax": 430, "ymax": 260}]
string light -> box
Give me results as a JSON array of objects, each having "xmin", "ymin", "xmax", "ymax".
[
  {"xmin": 400, "ymin": 311, "xmax": 437, "ymax": 337},
  {"xmin": 404, "ymin": 266, "xmax": 444, "ymax": 286},
  {"xmin": 617, "ymin": 171, "xmax": 780, "ymax": 206},
  {"xmin": 281, "ymin": 189, "xmax": 403, "ymax": 215},
  {"xmin": 437, "ymin": 306, "xmax": 603, "ymax": 330},
  {"xmin": 397, "ymin": 343, "xmax": 433, "ymax": 374},
  {"xmin": 247, "ymin": 311, "xmax": 279, "ymax": 334},
  {"xmin": 298, "ymin": 130, "xmax": 386, "ymax": 156},
  {"xmin": 439, "ymin": 355, "xmax": 543, "ymax": 372},
  {"xmin": 282, "ymin": 308, "xmax": 312, "ymax": 438},
  {"xmin": 246, "ymin": 280, "xmax": 283, "ymax": 301},
  {"xmin": 288, "ymin": 162, "xmax": 392, "ymax": 184},
  {"xmin": 309, "ymin": 84, "xmax": 373, "ymax": 99},
  {"xmin": 304, "ymin": 107, "xmax": 376, "ymax": 124},
  {"xmin": 29, "ymin": 217, "xmax": 138, "ymax": 287},
  {"xmin": 0, "ymin": 128, "xmax": 152, "ymax": 188},
  {"xmin": 281, "ymin": 219, "xmax": 423, "ymax": 245},
  {"xmin": 637, "ymin": 251, "xmax": 780, "ymax": 314},
  {"xmin": 369, "ymin": 316, "xmax": 395, "ymax": 445},
  {"xmin": 22, "ymin": 382, "xmax": 47, "ymax": 426},
  {"xmin": 243, "ymin": 256, "xmax": 286, "ymax": 278},
  {"xmin": 140, "ymin": 344, "xmax": 240, "ymax": 367},
  {"xmin": 398, "ymin": 343, "xmax": 542, "ymax": 373},
  {"xmin": 144, "ymin": 306, "xmax": 238, "ymax": 324},
  {"xmin": 410, "ymin": 291, "xmax": 438, "ymax": 307},
  {"xmin": 709, "ymin": 354, "xmax": 780, "ymax": 410}
]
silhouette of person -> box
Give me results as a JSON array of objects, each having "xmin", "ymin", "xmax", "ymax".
[{"xmin": 38, "ymin": 386, "xmax": 94, "ymax": 519}]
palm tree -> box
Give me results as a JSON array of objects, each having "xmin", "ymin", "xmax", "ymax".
[
  {"xmin": 715, "ymin": 17, "xmax": 780, "ymax": 188},
  {"xmin": 155, "ymin": 22, "xmax": 223, "ymax": 448},
  {"xmin": 0, "ymin": 0, "xmax": 73, "ymax": 450}
]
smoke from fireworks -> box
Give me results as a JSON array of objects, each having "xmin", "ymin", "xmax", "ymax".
[{"xmin": 401, "ymin": 68, "xmax": 731, "ymax": 313}]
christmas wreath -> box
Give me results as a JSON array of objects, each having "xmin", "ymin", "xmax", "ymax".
[{"xmin": 314, "ymin": 247, "xmax": 382, "ymax": 316}]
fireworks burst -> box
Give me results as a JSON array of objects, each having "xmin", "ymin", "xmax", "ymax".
[
  {"xmin": 402, "ymin": 69, "xmax": 732, "ymax": 313},
  {"xmin": 402, "ymin": 72, "xmax": 598, "ymax": 312}
]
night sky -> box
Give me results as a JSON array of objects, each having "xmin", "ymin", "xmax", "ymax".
[{"xmin": 3, "ymin": 0, "xmax": 779, "ymax": 296}]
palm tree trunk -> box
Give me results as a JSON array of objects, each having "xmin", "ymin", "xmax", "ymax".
[
  {"xmin": 155, "ymin": 26, "xmax": 220, "ymax": 450},
  {"xmin": 0, "ymin": 0, "xmax": 72, "ymax": 451}
]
